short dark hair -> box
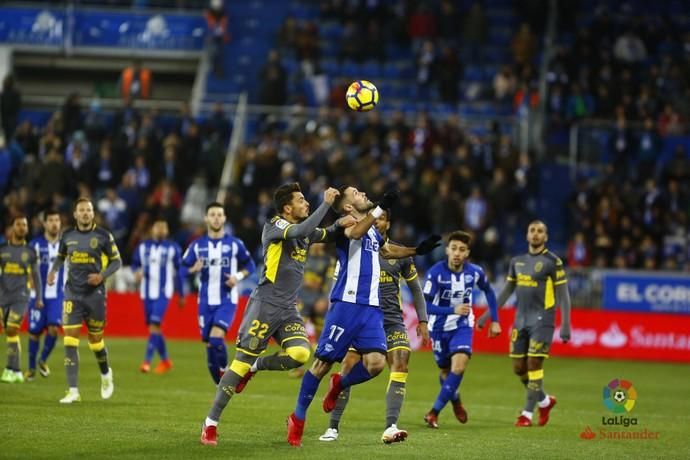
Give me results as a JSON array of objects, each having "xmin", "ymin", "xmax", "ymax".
[
  {"xmin": 273, "ymin": 183, "xmax": 301, "ymax": 214},
  {"xmin": 43, "ymin": 209, "xmax": 60, "ymax": 221},
  {"xmin": 11, "ymin": 214, "xmax": 27, "ymax": 225},
  {"xmin": 528, "ymin": 220, "xmax": 548, "ymax": 233},
  {"xmin": 153, "ymin": 215, "xmax": 168, "ymax": 224},
  {"xmin": 331, "ymin": 185, "xmax": 351, "ymax": 214},
  {"xmin": 73, "ymin": 197, "xmax": 92, "ymax": 210},
  {"xmin": 447, "ymin": 230, "xmax": 472, "ymax": 246},
  {"xmin": 205, "ymin": 202, "xmax": 224, "ymax": 213}
]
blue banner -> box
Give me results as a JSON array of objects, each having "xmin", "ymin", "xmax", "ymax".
[
  {"xmin": 603, "ymin": 273, "xmax": 690, "ymax": 314},
  {"xmin": 72, "ymin": 11, "xmax": 205, "ymax": 50},
  {"xmin": 0, "ymin": 8, "xmax": 65, "ymax": 47},
  {"xmin": 0, "ymin": 7, "xmax": 205, "ymax": 50}
]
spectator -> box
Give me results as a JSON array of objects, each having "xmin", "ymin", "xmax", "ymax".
[
  {"xmin": 437, "ymin": 0, "xmax": 460, "ymax": 44},
  {"xmin": 435, "ymin": 45, "xmax": 461, "ymax": 104},
  {"xmin": 613, "ymin": 29, "xmax": 647, "ymax": 64},
  {"xmin": 0, "ymin": 76, "xmax": 21, "ymax": 140},
  {"xmin": 407, "ymin": 2, "xmax": 437, "ymax": 48},
  {"xmin": 416, "ymin": 40, "xmax": 435, "ymax": 98},
  {"xmin": 0, "ymin": 135, "xmax": 11, "ymax": 194},
  {"xmin": 566, "ymin": 84, "xmax": 595, "ymax": 121},
  {"xmin": 98, "ymin": 187, "xmax": 129, "ymax": 246},
  {"xmin": 567, "ymin": 232, "xmax": 591, "ymax": 267},
  {"xmin": 637, "ymin": 117, "xmax": 660, "ymax": 178},
  {"xmin": 462, "ymin": 2, "xmax": 489, "ymax": 63},
  {"xmin": 205, "ymin": 0, "xmax": 231, "ymax": 78},
  {"xmin": 36, "ymin": 148, "xmax": 70, "ymax": 199},
  {"xmin": 119, "ymin": 61, "xmax": 152, "ymax": 100},
  {"xmin": 90, "ymin": 141, "xmax": 118, "ymax": 193},
  {"xmin": 128, "ymin": 155, "xmax": 151, "ymax": 191},
  {"xmin": 62, "ymin": 92, "xmax": 83, "ymax": 138},
  {"xmin": 464, "ymin": 185, "xmax": 488, "ymax": 232},
  {"xmin": 259, "ymin": 50, "xmax": 288, "ymax": 106},
  {"xmin": 493, "ymin": 65, "xmax": 517, "ymax": 101},
  {"xmin": 512, "ymin": 23, "xmax": 537, "ymax": 68}
]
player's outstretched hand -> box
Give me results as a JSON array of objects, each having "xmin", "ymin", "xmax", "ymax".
[
  {"xmin": 87, "ymin": 273, "xmax": 104, "ymax": 286},
  {"xmin": 560, "ymin": 324, "xmax": 571, "ymax": 343},
  {"xmin": 379, "ymin": 189, "xmax": 399, "ymax": 210},
  {"xmin": 415, "ymin": 234, "xmax": 442, "ymax": 255},
  {"xmin": 36, "ymin": 299, "xmax": 44, "ymax": 310},
  {"xmin": 225, "ymin": 274, "xmax": 238, "ymax": 288},
  {"xmin": 324, "ymin": 187, "xmax": 340, "ymax": 205}
]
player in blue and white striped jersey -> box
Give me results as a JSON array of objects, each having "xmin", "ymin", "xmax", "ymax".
[
  {"xmin": 422, "ymin": 230, "xmax": 501, "ymax": 428},
  {"xmin": 26, "ymin": 209, "xmax": 65, "ymax": 381},
  {"xmin": 131, "ymin": 217, "xmax": 184, "ymax": 374},
  {"xmin": 286, "ymin": 187, "xmax": 441, "ymax": 447},
  {"xmin": 182, "ymin": 202, "xmax": 256, "ymax": 384}
]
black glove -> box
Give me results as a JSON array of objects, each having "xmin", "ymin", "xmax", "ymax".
[
  {"xmin": 378, "ymin": 189, "xmax": 399, "ymax": 210},
  {"xmin": 415, "ymin": 234, "xmax": 442, "ymax": 255}
]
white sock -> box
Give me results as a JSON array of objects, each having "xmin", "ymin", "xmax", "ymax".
[
  {"xmin": 250, "ymin": 361, "xmax": 258, "ymax": 372},
  {"xmin": 521, "ymin": 410, "xmax": 533, "ymax": 420},
  {"xmin": 538, "ymin": 395, "xmax": 551, "ymax": 408},
  {"xmin": 205, "ymin": 417, "xmax": 218, "ymax": 427},
  {"xmin": 69, "ymin": 387, "xmax": 79, "ymax": 393}
]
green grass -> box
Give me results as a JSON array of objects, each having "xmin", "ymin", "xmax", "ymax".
[{"xmin": 1, "ymin": 338, "xmax": 689, "ymax": 459}]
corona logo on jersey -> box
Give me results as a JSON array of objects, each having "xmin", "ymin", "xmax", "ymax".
[
  {"xmin": 364, "ymin": 239, "xmax": 379, "ymax": 252},
  {"xmin": 202, "ymin": 257, "xmax": 232, "ymax": 267}
]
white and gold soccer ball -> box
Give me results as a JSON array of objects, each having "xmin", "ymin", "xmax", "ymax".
[{"xmin": 346, "ymin": 80, "xmax": 379, "ymax": 112}]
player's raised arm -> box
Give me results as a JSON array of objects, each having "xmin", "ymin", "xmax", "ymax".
[
  {"xmin": 380, "ymin": 234, "xmax": 442, "ymax": 259},
  {"xmin": 283, "ymin": 188, "xmax": 340, "ymax": 239}
]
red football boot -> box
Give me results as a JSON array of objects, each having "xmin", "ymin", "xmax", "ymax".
[
  {"xmin": 235, "ymin": 370, "xmax": 256, "ymax": 394},
  {"xmin": 514, "ymin": 415, "xmax": 533, "ymax": 427},
  {"xmin": 423, "ymin": 411, "xmax": 439, "ymax": 429},
  {"xmin": 452, "ymin": 400, "xmax": 468, "ymax": 424},
  {"xmin": 200, "ymin": 424, "xmax": 218, "ymax": 446},
  {"xmin": 538, "ymin": 396, "xmax": 557, "ymax": 426},
  {"xmin": 153, "ymin": 359, "xmax": 173, "ymax": 374},
  {"xmin": 287, "ymin": 413, "xmax": 305, "ymax": 447},
  {"xmin": 322, "ymin": 373, "xmax": 343, "ymax": 413}
]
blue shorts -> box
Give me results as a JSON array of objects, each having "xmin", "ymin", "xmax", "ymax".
[
  {"xmin": 144, "ymin": 298, "xmax": 170, "ymax": 325},
  {"xmin": 430, "ymin": 327, "xmax": 473, "ymax": 368},
  {"xmin": 198, "ymin": 302, "xmax": 236, "ymax": 342},
  {"xmin": 28, "ymin": 297, "xmax": 63, "ymax": 334},
  {"xmin": 315, "ymin": 301, "xmax": 387, "ymax": 363}
]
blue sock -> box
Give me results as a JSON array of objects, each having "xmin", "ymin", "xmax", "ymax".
[
  {"xmin": 439, "ymin": 373, "xmax": 460, "ymax": 403},
  {"xmin": 206, "ymin": 344, "xmax": 219, "ymax": 384},
  {"xmin": 144, "ymin": 334, "xmax": 156, "ymax": 363},
  {"xmin": 157, "ymin": 334, "xmax": 168, "ymax": 360},
  {"xmin": 40, "ymin": 333, "xmax": 58, "ymax": 362},
  {"xmin": 433, "ymin": 372, "xmax": 463, "ymax": 413},
  {"xmin": 28, "ymin": 336, "xmax": 40, "ymax": 370},
  {"xmin": 209, "ymin": 337, "xmax": 227, "ymax": 371},
  {"xmin": 295, "ymin": 370, "xmax": 321, "ymax": 421},
  {"xmin": 340, "ymin": 361, "xmax": 373, "ymax": 388}
]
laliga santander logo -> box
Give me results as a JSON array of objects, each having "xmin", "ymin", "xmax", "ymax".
[{"xmin": 603, "ymin": 378, "xmax": 637, "ymax": 413}]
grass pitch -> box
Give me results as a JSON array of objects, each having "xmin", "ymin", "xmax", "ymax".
[{"xmin": 1, "ymin": 338, "xmax": 689, "ymax": 459}]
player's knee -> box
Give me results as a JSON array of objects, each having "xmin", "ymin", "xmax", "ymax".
[
  {"xmin": 6, "ymin": 327, "xmax": 19, "ymax": 337},
  {"xmin": 29, "ymin": 333, "xmax": 40, "ymax": 341},
  {"xmin": 88, "ymin": 339, "xmax": 106, "ymax": 352},
  {"xmin": 364, "ymin": 353, "xmax": 386, "ymax": 376},
  {"xmin": 309, "ymin": 359, "xmax": 332, "ymax": 378},
  {"xmin": 285, "ymin": 345, "xmax": 311, "ymax": 365},
  {"xmin": 47, "ymin": 326, "xmax": 59, "ymax": 336},
  {"xmin": 229, "ymin": 359, "xmax": 251, "ymax": 377},
  {"xmin": 513, "ymin": 361, "xmax": 527, "ymax": 376},
  {"xmin": 149, "ymin": 323, "xmax": 162, "ymax": 334},
  {"xmin": 390, "ymin": 351, "xmax": 410, "ymax": 373}
]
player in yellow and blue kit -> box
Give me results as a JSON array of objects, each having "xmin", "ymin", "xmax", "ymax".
[
  {"xmin": 422, "ymin": 231, "xmax": 501, "ymax": 428},
  {"xmin": 1, "ymin": 215, "xmax": 42, "ymax": 384}
]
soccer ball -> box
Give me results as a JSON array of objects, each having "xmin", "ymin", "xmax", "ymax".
[
  {"xmin": 346, "ymin": 80, "xmax": 379, "ymax": 112},
  {"xmin": 613, "ymin": 390, "xmax": 626, "ymax": 403}
]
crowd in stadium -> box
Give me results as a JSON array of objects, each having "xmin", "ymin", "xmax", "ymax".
[{"xmin": 1, "ymin": 0, "xmax": 689, "ymax": 276}]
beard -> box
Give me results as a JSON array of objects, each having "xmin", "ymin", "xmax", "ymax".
[{"xmin": 355, "ymin": 200, "xmax": 375, "ymax": 213}]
